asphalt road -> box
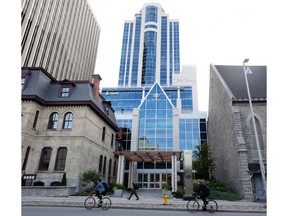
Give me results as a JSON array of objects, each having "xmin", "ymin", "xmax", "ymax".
[{"xmin": 22, "ymin": 206, "xmax": 266, "ymax": 216}]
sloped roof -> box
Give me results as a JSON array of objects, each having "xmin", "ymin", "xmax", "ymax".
[
  {"xmin": 21, "ymin": 67, "xmax": 118, "ymax": 131},
  {"xmin": 213, "ymin": 65, "xmax": 266, "ymax": 101}
]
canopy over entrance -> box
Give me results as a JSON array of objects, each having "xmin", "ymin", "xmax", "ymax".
[{"xmin": 114, "ymin": 151, "xmax": 181, "ymax": 163}]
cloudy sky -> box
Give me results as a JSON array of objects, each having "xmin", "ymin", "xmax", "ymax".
[{"xmin": 88, "ymin": 0, "xmax": 286, "ymax": 112}]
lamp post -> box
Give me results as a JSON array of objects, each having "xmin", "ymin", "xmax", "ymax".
[{"xmin": 243, "ymin": 58, "xmax": 266, "ymax": 197}]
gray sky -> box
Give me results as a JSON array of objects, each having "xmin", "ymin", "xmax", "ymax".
[{"xmin": 88, "ymin": 0, "xmax": 284, "ymax": 112}]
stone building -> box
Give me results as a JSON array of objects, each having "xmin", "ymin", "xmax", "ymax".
[
  {"xmin": 208, "ymin": 64, "xmax": 266, "ymax": 201},
  {"xmin": 21, "ymin": 67, "xmax": 119, "ymax": 192}
]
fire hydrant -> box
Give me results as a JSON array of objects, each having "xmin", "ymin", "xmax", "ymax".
[{"xmin": 163, "ymin": 195, "xmax": 169, "ymax": 205}]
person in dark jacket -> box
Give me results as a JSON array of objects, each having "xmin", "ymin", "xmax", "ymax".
[
  {"xmin": 127, "ymin": 181, "xmax": 139, "ymax": 200},
  {"xmin": 196, "ymin": 180, "xmax": 210, "ymax": 211}
]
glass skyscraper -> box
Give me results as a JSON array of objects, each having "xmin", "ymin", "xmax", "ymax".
[
  {"xmin": 118, "ymin": 3, "xmax": 180, "ymax": 87},
  {"xmin": 102, "ymin": 3, "xmax": 207, "ymax": 191}
]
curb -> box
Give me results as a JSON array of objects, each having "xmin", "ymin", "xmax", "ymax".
[{"xmin": 22, "ymin": 200, "xmax": 266, "ymax": 213}]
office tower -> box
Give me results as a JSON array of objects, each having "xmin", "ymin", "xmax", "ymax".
[
  {"xmin": 118, "ymin": 3, "xmax": 180, "ymax": 87},
  {"xmin": 102, "ymin": 3, "xmax": 207, "ymax": 193},
  {"xmin": 21, "ymin": 0, "xmax": 100, "ymax": 81}
]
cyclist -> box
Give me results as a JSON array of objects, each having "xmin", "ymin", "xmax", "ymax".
[
  {"xmin": 92, "ymin": 179, "xmax": 106, "ymax": 204},
  {"xmin": 196, "ymin": 180, "xmax": 210, "ymax": 211}
]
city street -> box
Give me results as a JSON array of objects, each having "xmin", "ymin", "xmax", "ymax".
[{"xmin": 22, "ymin": 206, "xmax": 266, "ymax": 216}]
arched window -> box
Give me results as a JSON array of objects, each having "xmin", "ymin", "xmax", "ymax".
[
  {"xmin": 38, "ymin": 147, "xmax": 52, "ymax": 171},
  {"xmin": 102, "ymin": 127, "xmax": 106, "ymax": 141},
  {"xmin": 54, "ymin": 147, "xmax": 67, "ymax": 171},
  {"xmin": 63, "ymin": 112, "xmax": 73, "ymax": 129},
  {"xmin": 47, "ymin": 112, "xmax": 59, "ymax": 129},
  {"xmin": 32, "ymin": 110, "xmax": 39, "ymax": 129},
  {"xmin": 99, "ymin": 155, "xmax": 103, "ymax": 173}
]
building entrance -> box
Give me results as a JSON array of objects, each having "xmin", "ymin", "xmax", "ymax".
[{"xmin": 137, "ymin": 172, "xmax": 171, "ymax": 189}]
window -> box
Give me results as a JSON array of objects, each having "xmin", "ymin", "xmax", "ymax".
[
  {"xmin": 54, "ymin": 147, "xmax": 67, "ymax": 171},
  {"xmin": 108, "ymin": 159, "xmax": 112, "ymax": 176},
  {"xmin": 22, "ymin": 146, "xmax": 30, "ymax": 171},
  {"xmin": 21, "ymin": 77, "xmax": 26, "ymax": 90},
  {"xmin": 47, "ymin": 112, "xmax": 59, "ymax": 129},
  {"xmin": 102, "ymin": 127, "xmax": 106, "ymax": 141},
  {"xmin": 32, "ymin": 110, "xmax": 39, "ymax": 129},
  {"xmin": 63, "ymin": 112, "xmax": 73, "ymax": 129},
  {"xmin": 38, "ymin": 147, "xmax": 52, "ymax": 171},
  {"xmin": 61, "ymin": 87, "xmax": 70, "ymax": 97},
  {"xmin": 99, "ymin": 155, "xmax": 103, "ymax": 172},
  {"xmin": 113, "ymin": 161, "xmax": 117, "ymax": 176},
  {"xmin": 103, "ymin": 156, "xmax": 107, "ymax": 174},
  {"xmin": 111, "ymin": 134, "xmax": 114, "ymax": 147}
]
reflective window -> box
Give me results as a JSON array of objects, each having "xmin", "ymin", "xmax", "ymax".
[
  {"xmin": 145, "ymin": 6, "xmax": 158, "ymax": 23},
  {"xmin": 38, "ymin": 147, "xmax": 52, "ymax": 171},
  {"xmin": 138, "ymin": 83, "xmax": 173, "ymax": 151},
  {"xmin": 63, "ymin": 112, "xmax": 73, "ymax": 129},
  {"xmin": 54, "ymin": 147, "xmax": 67, "ymax": 171},
  {"xmin": 47, "ymin": 112, "xmax": 59, "ymax": 129}
]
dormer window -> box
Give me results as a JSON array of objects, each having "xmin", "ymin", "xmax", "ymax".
[{"xmin": 61, "ymin": 87, "xmax": 70, "ymax": 97}]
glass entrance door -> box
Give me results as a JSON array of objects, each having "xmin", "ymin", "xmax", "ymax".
[{"xmin": 137, "ymin": 173, "xmax": 170, "ymax": 189}]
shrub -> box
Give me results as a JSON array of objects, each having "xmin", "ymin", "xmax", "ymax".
[{"xmin": 61, "ymin": 173, "xmax": 67, "ymax": 186}]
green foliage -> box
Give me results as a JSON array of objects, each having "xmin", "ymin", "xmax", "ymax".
[
  {"xmin": 61, "ymin": 173, "xmax": 67, "ymax": 186},
  {"xmin": 80, "ymin": 170, "xmax": 101, "ymax": 183},
  {"xmin": 109, "ymin": 182, "xmax": 125, "ymax": 190},
  {"xmin": 208, "ymin": 178, "xmax": 230, "ymax": 192},
  {"xmin": 193, "ymin": 142, "xmax": 214, "ymax": 179},
  {"xmin": 174, "ymin": 188, "xmax": 184, "ymax": 198},
  {"xmin": 162, "ymin": 183, "xmax": 172, "ymax": 190},
  {"xmin": 209, "ymin": 190, "xmax": 241, "ymax": 201}
]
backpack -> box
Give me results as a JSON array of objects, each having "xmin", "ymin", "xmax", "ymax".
[
  {"xmin": 102, "ymin": 182, "xmax": 108, "ymax": 192},
  {"xmin": 134, "ymin": 183, "xmax": 139, "ymax": 190}
]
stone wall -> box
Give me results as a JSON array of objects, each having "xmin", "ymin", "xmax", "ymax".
[{"xmin": 22, "ymin": 186, "xmax": 76, "ymax": 197}]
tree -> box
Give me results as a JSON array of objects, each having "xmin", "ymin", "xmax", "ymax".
[
  {"xmin": 193, "ymin": 142, "xmax": 214, "ymax": 179},
  {"xmin": 61, "ymin": 172, "xmax": 67, "ymax": 186}
]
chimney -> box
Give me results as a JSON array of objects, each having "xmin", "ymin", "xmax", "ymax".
[{"xmin": 92, "ymin": 74, "xmax": 102, "ymax": 103}]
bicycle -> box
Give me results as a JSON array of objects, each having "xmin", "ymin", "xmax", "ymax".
[
  {"xmin": 186, "ymin": 193, "xmax": 218, "ymax": 213},
  {"xmin": 84, "ymin": 193, "xmax": 112, "ymax": 210}
]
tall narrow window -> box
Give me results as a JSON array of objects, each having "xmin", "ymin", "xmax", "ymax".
[
  {"xmin": 103, "ymin": 156, "xmax": 107, "ymax": 174},
  {"xmin": 108, "ymin": 159, "xmax": 112, "ymax": 176},
  {"xmin": 61, "ymin": 87, "xmax": 70, "ymax": 97},
  {"xmin": 113, "ymin": 161, "xmax": 117, "ymax": 176},
  {"xmin": 38, "ymin": 147, "xmax": 52, "ymax": 171},
  {"xmin": 22, "ymin": 146, "xmax": 31, "ymax": 171},
  {"xmin": 54, "ymin": 147, "xmax": 67, "ymax": 171},
  {"xmin": 63, "ymin": 112, "xmax": 73, "ymax": 129},
  {"xmin": 102, "ymin": 127, "xmax": 106, "ymax": 141},
  {"xmin": 99, "ymin": 155, "xmax": 103, "ymax": 173},
  {"xmin": 47, "ymin": 112, "xmax": 59, "ymax": 129},
  {"xmin": 32, "ymin": 110, "xmax": 39, "ymax": 129},
  {"xmin": 111, "ymin": 134, "xmax": 114, "ymax": 147}
]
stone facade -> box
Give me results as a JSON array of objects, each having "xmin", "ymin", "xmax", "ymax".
[
  {"xmin": 208, "ymin": 65, "xmax": 266, "ymax": 201},
  {"xmin": 21, "ymin": 68, "xmax": 119, "ymax": 192}
]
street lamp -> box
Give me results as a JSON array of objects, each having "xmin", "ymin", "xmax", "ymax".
[{"xmin": 243, "ymin": 58, "xmax": 266, "ymax": 197}]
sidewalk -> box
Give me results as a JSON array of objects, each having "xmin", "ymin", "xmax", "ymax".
[{"xmin": 22, "ymin": 189, "xmax": 267, "ymax": 213}]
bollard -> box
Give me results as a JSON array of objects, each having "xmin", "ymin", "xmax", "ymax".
[{"xmin": 163, "ymin": 195, "xmax": 168, "ymax": 205}]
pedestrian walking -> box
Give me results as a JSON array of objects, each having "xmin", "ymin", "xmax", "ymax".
[{"xmin": 127, "ymin": 181, "xmax": 139, "ymax": 200}]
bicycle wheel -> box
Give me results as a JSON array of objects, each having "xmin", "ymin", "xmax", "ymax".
[
  {"xmin": 84, "ymin": 196, "xmax": 96, "ymax": 210},
  {"xmin": 100, "ymin": 197, "xmax": 112, "ymax": 210},
  {"xmin": 187, "ymin": 200, "xmax": 200, "ymax": 213},
  {"xmin": 206, "ymin": 200, "xmax": 218, "ymax": 213}
]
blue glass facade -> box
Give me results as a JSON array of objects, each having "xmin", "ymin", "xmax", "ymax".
[
  {"xmin": 105, "ymin": 3, "xmax": 207, "ymax": 189},
  {"xmin": 118, "ymin": 4, "xmax": 180, "ymax": 87}
]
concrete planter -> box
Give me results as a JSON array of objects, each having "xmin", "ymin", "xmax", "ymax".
[
  {"xmin": 22, "ymin": 186, "xmax": 76, "ymax": 197},
  {"xmin": 114, "ymin": 189, "xmax": 123, "ymax": 197}
]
